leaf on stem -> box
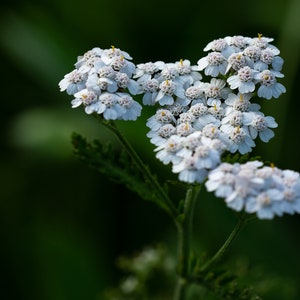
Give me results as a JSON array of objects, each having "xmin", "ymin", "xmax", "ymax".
[
  {"xmin": 191, "ymin": 268, "xmax": 262, "ymax": 300},
  {"xmin": 221, "ymin": 152, "xmax": 262, "ymax": 164},
  {"xmin": 71, "ymin": 132, "xmax": 169, "ymax": 210}
]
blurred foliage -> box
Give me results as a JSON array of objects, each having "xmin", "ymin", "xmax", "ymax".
[
  {"xmin": 1, "ymin": 0, "xmax": 300, "ymax": 299},
  {"xmin": 71, "ymin": 131, "xmax": 171, "ymax": 210}
]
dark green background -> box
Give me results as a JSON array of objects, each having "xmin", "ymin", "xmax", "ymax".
[{"xmin": 1, "ymin": 0, "xmax": 300, "ymax": 299}]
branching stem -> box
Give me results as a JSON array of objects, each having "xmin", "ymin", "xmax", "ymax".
[
  {"xmin": 174, "ymin": 184, "xmax": 201, "ymax": 300},
  {"xmin": 96, "ymin": 116, "xmax": 178, "ymax": 219},
  {"xmin": 199, "ymin": 214, "xmax": 255, "ymax": 273}
]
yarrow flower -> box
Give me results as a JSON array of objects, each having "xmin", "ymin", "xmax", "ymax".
[
  {"xmin": 141, "ymin": 34, "xmax": 287, "ymax": 184},
  {"xmin": 206, "ymin": 162, "xmax": 300, "ymax": 219},
  {"xmin": 54, "ymin": 55, "xmax": 297, "ymax": 294},
  {"xmin": 60, "ymin": 34, "xmax": 292, "ymax": 220},
  {"xmin": 134, "ymin": 59, "xmax": 202, "ymax": 106},
  {"xmin": 255, "ymin": 69, "xmax": 286, "ymax": 99},
  {"xmin": 197, "ymin": 51, "xmax": 228, "ymax": 77},
  {"xmin": 59, "ymin": 46, "xmax": 142, "ymax": 120},
  {"xmin": 227, "ymin": 66, "xmax": 259, "ymax": 94}
]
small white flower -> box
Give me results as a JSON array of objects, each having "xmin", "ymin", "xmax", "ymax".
[
  {"xmin": 97, "ymin": 92, "xmax": 124, "ymax": 120},
  {"xmin": 250, "ymin": 35, "xmax": 280, "ymax": 55},
  {"xmin": 95, "ymin": 64, "xmax": 115, "ymax": 79},
  {"xmin": 175, "ymin": 59, "xmax": 203, "ymax": 82},
  {"xmin": 172, "ymin": 156, "xmax": 208, "ymax": 183},
  {"xmin": 155, "ymin": 80, "xmax": 185, "ymax": 106},
  {"xmin": 179, "ymin": 131, "xmax": 202, "ymax": 150},
  {"xmin": 176, "ymin": 122, "xmax": 195, "ymax": 137},
  {"xmin": 188, "ymin": 102, "xmax": 208, "ymax": 117},
  {"xmin": 205, "ymin": 163, "xmax": 237, "ymax": 197},
  {"xmin": 204, "ymin": 38, "xmax": 228, "ymax": 52},
  {"xmin": 114, "ymin": 72, "xmax": 142, "ymax": 95},
  {"xmin": 59, "ymin": 69, "xmax": 87, "ymax": 95},
  {"xmin": 116, "ymin": 93, "xmax": 142, "ymax": 121},
  {"xmin": 243, "ymin": 45, "xmax": 262, "ymax": 64},
  {"xmin": 226, "ymin": 52, "xmax": 247, "ymax": 73},
  {"xmin": 155, "ymin": 135, "xmax": 184, "ymax": 165},
  {"xmin": 185, "ymin": 82, "xmax": 208, "ymax": 102},
  {"xmin": 225, "ymin": 177, "xmax": 253, "ymax": 211},
  {"xmin": 255, "ymin": 69, "xmax": 286, "ymax": 99},
  {"xmin": 194, "ymin": 143, "xmax": 221, "ymax": 169},
  {"xmin": 228, "ymin": 126, "xmax": 255, "ymax": 154},
  {"xmin": 146, "ymin": 109, "xmax": 176, "ymax": 131},
  {"xmin": 101, "ymin": 46, "xmax": 132, "ymax": 64},
  {"xmin": 225, "ymin": 92, "xmax": 260, "ymax": 112},
  {"xmin": 147, "ymin": 124, "xmax": 177, "ymax": 146},
  {"xmin": 111, "ymin": 55, "xmax": 136, "ymax": 77},
  {"xmin": 166, "ymin": 102, "xmax": 189, "ymax": 117},
  {"xmin": 159, "ymin": 63, "xmax": 179, "ymax": 80},
  {"xmin": 205, "ymin": 78, "xmax": 230, "ymax": 106},
  {"xmin": 134, "ymin": 61, "xmax": 164, "ymax": 80},
  {"xmin": 245, "ymin": 189, "xmax": 284, "ymax": 219},
  {"xmin": 227, "ymin": 66, "xmax": 259, "ymax": 94},
  {"xmin": 203, "ymin": 37, "xmax": 235, "ymax": 58},
  {"xmin": 155, "ymin": 80, "xmax": 176, "ymax": 105},
  {"xmin": 75, "ymin": 47, "xmax": 103, "ymax": 70},
  {"xmin": 254, "ymin": 48, "xmax": 284, "ymax": 71},
  {"xmin": 178, "ymin": 167, "xmax": 208, "ymax": 183},
  {"xmin": 193, "ymin": 113, "xmax": 219, "ymax": 131},
  {"xmin": 139, "ymin": 77, "xmax": 160, "ymax": 105},
  {"xmin": 224, "ymin": 35, "xmax": 251, "ymax": 52},
  {"xmin": 243, "ymin": 112, "xmax": 278, "ymax": 142},
  {"xmin": 86, "ymin": 73, "xmax": 117, "ymax": 94},
  {"xmin": 177, "ymin": 112, "xmax": 196, "ymax": 125},
  {"xmin": 220, "ymin": 110, "xmax": 245, "ymax": 135},
  {"xmin": 207, "ymin": 103, "xmax": 225, "ymax": 120},
  {"xmin": 197, "ymin": 52, "xmax": 228, "ymax": 77},
  {"xmin": 71, "ymin": 89, "xmax": 99, "ymax": 114}
]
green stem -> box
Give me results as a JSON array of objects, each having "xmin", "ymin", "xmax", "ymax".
[
  {"xmin": 199, "ymin": 214, "xmax": 252, "ymax": 273},
  {"xmin": 174, "ymin": 185, "xmax": 201, "ymax": 300},
  {"xmin": 96, "ymin": 116, "xmax": 178, "ymax": 219}
]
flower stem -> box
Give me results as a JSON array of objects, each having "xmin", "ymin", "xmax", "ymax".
[
  {"xmin": 96, "ymin": 116, "xmax": 178, "ymax": 219},
  {"xmin": 174, "ymin": 184, "xmax": 201, "ymax": 300},
  {"xmin": 199, "ymin": 214, "xmax": 253, "ymax": 273}
]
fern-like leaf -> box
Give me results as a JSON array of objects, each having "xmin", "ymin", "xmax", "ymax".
[
  {"xmin": 71, "ymin": 132, "xmax": 168, "ymax": 210},
  {"xmin": 191, "ymin": 268, "xmax": 262, "ymax": 300}
]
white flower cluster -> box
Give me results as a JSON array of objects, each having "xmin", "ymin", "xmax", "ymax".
[
  {"xmin": 59, "ymin": 46, "xmax": 142, "ymax": 120},
  {"xmin": 133, "ymin": 59, "xmax": 202, "ymax": 106},
  {"xmin": 59, "ymin": 35, "xmax": 296, "ymax": 219},
  {"xmin": 198, "ymin": 35, "xmax": 286, "ymax": 99},
  {"xmin": 145, "ymin": 35, "xmax": 284, "ymax": 183},
  {"xmin": 205, "ymin": 161, "xmax": 300, "ymax": 219}
]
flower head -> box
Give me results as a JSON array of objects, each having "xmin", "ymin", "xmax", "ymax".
[
  {"xmin": 60, "ymin": 34, "xmax": 288, "ymax": 189},
  {"xmin": 206, "ymin": 162, "xmax": 300, "ymax": 219},
  {"xmin": 59, "ymin": 46, "xmax": 143, "ymax": 120},
  {"xmin": 255, "ymin": 69, "xmax": 286, "ymax": 99}
]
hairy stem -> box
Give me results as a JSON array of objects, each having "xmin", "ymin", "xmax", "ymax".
[
  {"xmin": 96, "ymin": 116, "xmax": 178, "ymax": 219},
  {"xmin": 174, "ymin": 185, "xmax": 201, "ymax": 300},
  {"xmin": 199, "ymin": 214, "xmax": 253, "ymax": 273}
]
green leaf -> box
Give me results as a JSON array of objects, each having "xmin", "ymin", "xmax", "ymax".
[
  {"xmin": 221, "ymin": 152, "xmax": 262, "ymax": 164},
  {"xmin": 71, "ymin": 133, "xmax": 168, "ymax": 209},
  {"xmin": 191, "ymin": 268, "xmax": 262, "ymax": 300}
]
